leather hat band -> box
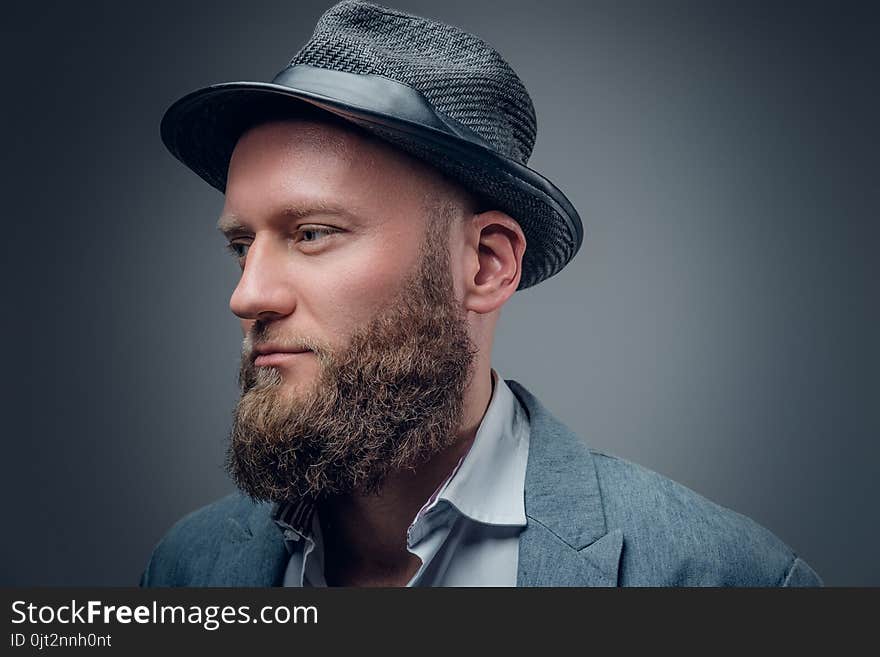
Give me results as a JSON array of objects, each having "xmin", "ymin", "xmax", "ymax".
[{"xmin": 270, "ymin": 64, "xmax": 496, "ymax": 153}]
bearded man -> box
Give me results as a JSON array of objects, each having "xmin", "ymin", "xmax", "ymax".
[{"xmin": 141, "ymin": 0, "xmax": 821, "ymax": 587}]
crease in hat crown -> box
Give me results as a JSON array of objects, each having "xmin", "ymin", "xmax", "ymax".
[{"xmin": 287, "ymin": 0, "xmax": 538, "ymax": 165}]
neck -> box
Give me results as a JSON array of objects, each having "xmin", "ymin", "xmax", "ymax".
[{"xmin": 317, "ymin": 366, "xmax": 495, "ymax": 586}]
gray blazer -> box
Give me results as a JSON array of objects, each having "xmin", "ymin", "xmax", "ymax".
[{"xmin": 140, "ymin": 380, "xmax": 822, "ymax": 587}]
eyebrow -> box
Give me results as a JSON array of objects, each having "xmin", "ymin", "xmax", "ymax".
[{"xmin": 216, "ymin": 203, "xmax": 365, "ymax": 235}]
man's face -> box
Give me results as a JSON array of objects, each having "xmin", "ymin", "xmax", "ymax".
[
  {"xmin": 219, "ymin": 117, "xmax": 477, "ymax": 501},
  {"xmin": 220, "ymin": 117, "xmax": 452, "ymax": 395}
]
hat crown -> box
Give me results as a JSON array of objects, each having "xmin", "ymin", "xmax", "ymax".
[{"xmin": 288, "ymin": 0, "xmax": 537, "ymax": 164}]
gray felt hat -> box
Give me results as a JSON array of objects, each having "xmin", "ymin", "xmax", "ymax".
[{"xmin": 160, "ymin": 0, "xmax": 583, "ymax": 289}]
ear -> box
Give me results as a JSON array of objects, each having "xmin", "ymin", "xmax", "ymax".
[{"xmin": 462, "ymin": 210, "xmax": 526, "ymax": 314}]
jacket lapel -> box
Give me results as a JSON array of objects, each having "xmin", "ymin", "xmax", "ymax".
[
  {"xmin": 205, "ymin": 503, "xmax": 289, "ymax": 586},
  {"xmin": 508, "ymin": 380, "xmax": 623, "ymax": 586}
]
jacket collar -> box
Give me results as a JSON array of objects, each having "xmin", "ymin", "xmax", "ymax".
[
  {"xmin": 507, "ymin": 380, "xmax": 623, "ymax": 586},
  {"xmin": 213, "ymin": 379, "xmax": 622, "ymax": 587}
]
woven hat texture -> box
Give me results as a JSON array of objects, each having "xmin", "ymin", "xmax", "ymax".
[{"xmin": 291, "ymin": 0, "xmax": 537, "ymax": 164}]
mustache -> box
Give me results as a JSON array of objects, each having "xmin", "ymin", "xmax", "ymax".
[
  {"xmin": 238, "ymin": 329, "xmax": 335, "ymax": 394},
  {"xmin": 242, "ymin": 328, "xmax": 331, "ymax": 359}
]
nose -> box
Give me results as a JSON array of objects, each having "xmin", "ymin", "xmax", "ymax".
[{"xmin": 229, "ymin": 235, "xmax": 296, "ymax": 321}]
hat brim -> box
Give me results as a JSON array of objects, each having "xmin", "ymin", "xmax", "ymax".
[{"xmin": 160, "ymin": 76, "xmax": 583, "ymax": 290}]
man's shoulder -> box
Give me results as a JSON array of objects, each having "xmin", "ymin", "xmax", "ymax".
[
  {"xmin": 162, "ymin": 491, "xmax": 263, "ymax": 543},
  {"xmin": 507, "ymin": 379, "xmax": 821, "ymax": 586},
  {"xmin": 588, "ymin": 449, "xmax": 820, "ymax": 585},
  {"xmin": 140, "ymin": 492, "xmax": 271, "ymax": 587}
]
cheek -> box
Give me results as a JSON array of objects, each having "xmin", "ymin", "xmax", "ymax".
[{"xmin": 309, "ymin": 243, "xmax": 420, "ymax": 338}]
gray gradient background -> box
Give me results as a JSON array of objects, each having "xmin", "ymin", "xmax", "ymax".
[{"xmin": 2, "ymin": 0, "xmax": 876, "ymax": 586}]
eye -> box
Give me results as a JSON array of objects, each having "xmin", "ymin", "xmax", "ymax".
[
  {"xmin": 225, "ymin": 241, "xmax": 250, "ymax": 261},
  {"xmin": 298, "ymin": 226, "xmax": 337, "ymax": 243}
]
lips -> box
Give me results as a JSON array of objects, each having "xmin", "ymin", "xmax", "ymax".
[{"xmin": 253, "ymin": 350, "xmax": 311, "ymax": 367}]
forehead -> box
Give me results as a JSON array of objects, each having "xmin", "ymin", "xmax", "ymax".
[{"xmin": 221, "ymin": 117, "xmax": 437, "ymax": 230}]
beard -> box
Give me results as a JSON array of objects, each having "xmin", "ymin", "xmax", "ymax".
[{"xmin": 225, "ymin": 218, "xmax": 478, "ymax": 503}]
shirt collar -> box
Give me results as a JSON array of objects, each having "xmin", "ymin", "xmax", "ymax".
[
  {"xmin": 271, "ymin": 368, "xmax": 530, "ymax": 543},
  {"xmin": 427, "ymin": 370, "xmax": 528, "ymax": 527}
]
